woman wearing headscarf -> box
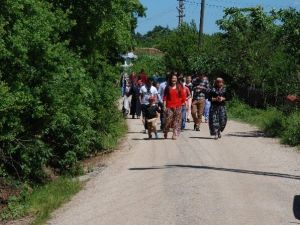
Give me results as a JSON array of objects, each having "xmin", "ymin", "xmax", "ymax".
[{"xmin": 209, "ymin": 78, "xmax": 228, "ymax": 140}]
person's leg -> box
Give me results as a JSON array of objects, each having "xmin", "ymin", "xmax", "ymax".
[
  {"xmin": 195, "ymin": 100, "xmax": 202, "ymax": 130},
  {"xmin": 164, "ymin": 108, "xmax": 173, "ymax": 138},
  {"xmin": 172, "ymin": 108, "xmax": 182, "ymax": 139},
  {"xmin": 159, "ymin": 103, "xmax": 165, "ymax": 130},
  {"xmin": 147, "ymin": 121, "xmax": 153, "ymax": 139},
  {"xmin": 152, "ymin": 118, "xmax": 159, "ymax": 139},
  {"xmin": 191, "ymin": 100, "xmax": 199, "ymax": 130},
  {"xmin": 219, "ymin": 106, "xmax": 228, "ymax": 133},
  {"xmin": 187, "ymin": 98, "xmax": 192, "ymax": 122},
  {"xmin": 181, "ymin": 105, "xmax": 186, "ymax": 130},
  {"xmin": 204, "ymin": 99, "xmax": 211, "ymax": 122},
  {"xmin": 141, "ymin": 104, "xmax": 147, "ymax": 132},
  {"xmin": 209, "ymin": 106, "xmax": 218, "ymax": 137},
  {"xmin": 198, "ymin": 99, "xmax": 205, "ymax": 128},
  {"xmin": 136, "ymin": 101, "xmax": 142, "ymax": 119}
]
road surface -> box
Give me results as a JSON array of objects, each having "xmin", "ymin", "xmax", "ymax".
[{"xmin": 48, "ymin": 119, "xmax": 300, "ymax": 225}]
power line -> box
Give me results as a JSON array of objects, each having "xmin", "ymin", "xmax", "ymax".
[{"xmin": 184, "ymin": 0, "xmax": 297, "ymax": 10}]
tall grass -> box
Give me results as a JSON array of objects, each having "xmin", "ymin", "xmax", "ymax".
[
  {"xmin": 228, "ymin": 98, "xmax": 300, "ymax": 147},
  {"xmin": 1, "ymin": 178, "xmax": 81, "ymax": 225}
]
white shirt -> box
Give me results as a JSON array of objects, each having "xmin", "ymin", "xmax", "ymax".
[
  {"xmin": 140, "ymin": 85, "xmax": 158, "ymax": 105},
  {"xmin": 158, "ymin": 81, "xmax": 167, "ymax": 103}
]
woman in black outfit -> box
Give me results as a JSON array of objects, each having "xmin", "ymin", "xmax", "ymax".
[
  {"xmin": 209, "ymin": 78, "xmax": 227, "ymax": 140},
  {"xmin": 128, "ymin": 80, "xmax": 142, "ymax": 119}
]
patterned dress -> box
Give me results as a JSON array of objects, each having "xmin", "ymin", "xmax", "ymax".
[
  {"xmin": 164, "ymin": 108, "xmax": 182, "ymax": 135},
  {"xmin": 163, "ymin": 86, "xmax": 186, "ymax": 137},
  {"xmin": 209, "ymin": 87, "xmax": 227, "ymax": 136}
]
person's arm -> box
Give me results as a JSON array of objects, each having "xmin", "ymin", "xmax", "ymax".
[
  {"xmin": 186, "ymin": 88, "xmax": 191, "ymax": 99},
  {"xmin": 220, "ymin": 90, "xmax": 227, "ymax": 102},
  {"xmin": 140, "ymin": 88, "xmax": 144, "ymax": 103}
]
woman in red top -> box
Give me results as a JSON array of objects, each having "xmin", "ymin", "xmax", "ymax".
[{"xmin": 163, "ymin": 73, "xmax": 186, "ymax": 140}]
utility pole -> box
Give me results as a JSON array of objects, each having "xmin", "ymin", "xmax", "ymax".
[
  {"xmin": 177, "ymin": 0, "xmax": 185, "ymax": 27},
  {"xmin": 198, "ymin": 0, "xmax": 205, "ymax": 47}
]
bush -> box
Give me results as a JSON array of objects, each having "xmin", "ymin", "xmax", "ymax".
[
  {"xmin": 259, "ymin": 108, "xmax": 285, "ymax": 137},
  {"xmin": 228, "ymin": 98, "xmax": 300, "ymax": 149},
  {"xmin": 0, "ymin": 0, "xmax": 134, "ymax": 182},
  {"xmin": 282, "ymin": 112, "xmax": 300, "ymax": 146}
]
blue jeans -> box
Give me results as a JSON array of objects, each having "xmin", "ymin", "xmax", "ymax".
[
  {"xmin": 204, "ymin": 99, "xmax": 211, "ymax": 121},
  {"xmin": 181, "ymin": 105, "xmax": 187, "ymax": 129}
]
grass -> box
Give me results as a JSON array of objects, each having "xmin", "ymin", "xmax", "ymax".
[
  {"xmin": 1, "ymin": 177, "xmax": 82, "ymax": 225},
  {"xmin": 1, "ymin": 112, "xmax": 128, "ymax": 225},
  {"xmin": 228, "ymin": 98, "xmax": 300, "ymax": 147}
]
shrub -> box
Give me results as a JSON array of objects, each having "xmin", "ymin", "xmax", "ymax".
[
  {"xmin": 282, "ymin": 112, "xmax": 300, "ymax": 146},
  {"xmin": 0, "ymin": 0, "xmax": 130, "ymax": 182},
  {"xmin": 259, "ymin": 108, "xmax": 285, "ymax": 137}
]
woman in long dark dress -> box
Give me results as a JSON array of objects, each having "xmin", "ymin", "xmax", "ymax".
[
  {"xmin": 209, "ymin": 78, "xmax": 227, "ymax": 140},
  {"xmin": 128, "ymin": 80, "xmax": 142, "ymax": 119}
]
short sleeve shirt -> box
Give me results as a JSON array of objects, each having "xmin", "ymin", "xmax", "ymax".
[
  {"xmin": 145, "ymin": 105, "xmax": 159, "ymax": 119},
  {"xmin": 140, "ymin": 85, "xmax": 158, "ymax": 105}
]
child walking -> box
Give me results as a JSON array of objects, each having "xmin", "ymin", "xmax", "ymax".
[
  {"xmin": 145, "ymin": 96, "xmax": 160, "ymax": 139},
  {"xmin": 209, "ymin": 78, "xmax": 227, "ymax": 140}
]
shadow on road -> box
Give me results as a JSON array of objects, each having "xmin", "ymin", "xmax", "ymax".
[
  {"xmin": 127, "ymin": 131, "xmax": 145, "ymax": 134},
  {"xmin": 190, "ymin": 137, "xmax": 216, "ymax": 140},
  {"xmin": 294, "ymin": 196, "xmax": 300, "ymax": 220},
  {"xmin": 129, "ymin": 165, "xmax": 300, "ymax": 181},
  {"xmin": 225, "ymin": 131, "xmax": 266, "ymax": 138},
  {"xmin": 131, "ymin": 138, "xmax": 165, "ymax": 141}
]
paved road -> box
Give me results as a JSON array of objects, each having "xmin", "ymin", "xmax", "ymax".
[{"xmin": 48, "ymin": 119, "xmax": 300, "ymax": 225}]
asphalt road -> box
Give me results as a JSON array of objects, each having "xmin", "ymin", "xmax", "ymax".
[{"xmin": 48, "ymin": 119, "xmax": 300, "ymax": 225}]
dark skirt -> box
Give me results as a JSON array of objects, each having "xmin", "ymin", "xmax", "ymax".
[{"xmin": 209, "ymin": 105, "xmax": 227, "ymax": 135}]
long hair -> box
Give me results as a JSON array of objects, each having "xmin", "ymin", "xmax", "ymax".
[{"xmin": 164, "ymin": 73, "xmax": 182, "ymax": 100}]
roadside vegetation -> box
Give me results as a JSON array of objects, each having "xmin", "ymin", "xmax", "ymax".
[
  {"xmin": 1, "ymin": 178, "xmax": 81, "ymax": 225},
  {"xmin": 228, "ymin": 99, "xmax": 300, "ymax": 147},
  {"xmin": 0, "ymin": 0, "xmax": 144, "ymax": 223}
]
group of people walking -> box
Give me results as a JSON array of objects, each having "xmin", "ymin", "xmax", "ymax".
[{"xmin": 121, "ymin": 70, "xmax": 228, "ymax": 140}]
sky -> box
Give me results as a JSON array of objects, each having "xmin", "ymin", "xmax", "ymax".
[{"xmin": 136, "ymin": 0, "xmax": 300, "ymax": 34}]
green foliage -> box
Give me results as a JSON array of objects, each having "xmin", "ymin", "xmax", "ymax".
[
  {"xmin": 0, "ymin": 0, "xmax": 143, "ymax": 181},
  {"xmin": 215, "ymin": 7, "xmax": 300, "ymax": 96},
  {"xmin": 1, "ymin": 178, "xmax": 81, "ymax": 225},
  {"xmin": 228, "ymin": 99, "xmax": 299, "ymax": 144},
  {"xmin": 258, "ymin": 108, "xmax": 285, "ymax": 137},
  {"xmin": 158, "ymin": 22, "xmax": 198, "ymax": 73},
  {"xmin": 282, "ymin": 112, "xmax": 300, "ymax": 147},
  {"xmin": 135, "ymin": 26, "xmax": 171, "ymax": 48},
  {"xmin": 131, "ymin": 55, "xmax": 166, "ymax": 76}
]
